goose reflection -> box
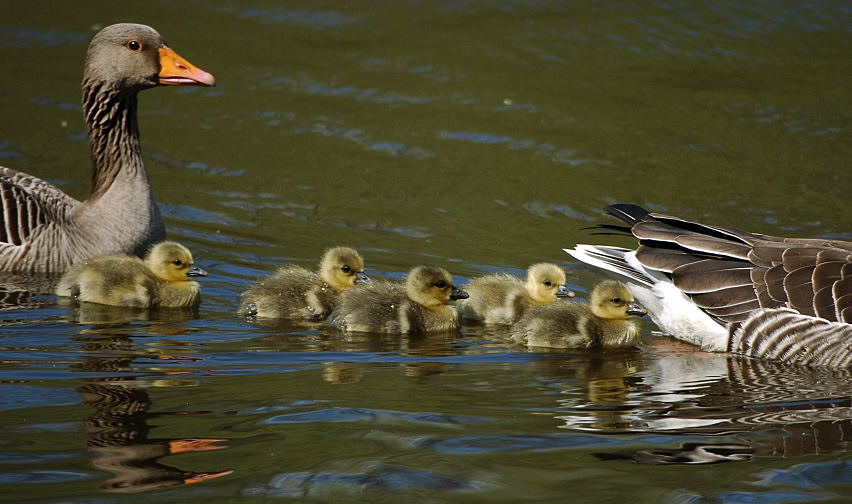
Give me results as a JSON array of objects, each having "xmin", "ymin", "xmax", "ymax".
[
  {"xmin": 0, "ymin": 272, "xmax": 60, "ymax": 310},
  {"xmin": 550, "ymin": 339, "xmax": 851, "ymax": 464},
  {"xmin": 71, "ymin": 323, "xmax": 232, "ymax": 492}
]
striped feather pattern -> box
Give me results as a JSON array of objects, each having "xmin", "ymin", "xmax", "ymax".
[
  {"xmin": 0, "ymin": 24, "xmax": 214, "ymax": 273},
  {"xmin": 729, "ymin": 309, "xmax": 852, "ymax": 368},
  {"xmin": 615, "ymin": 206, "xmax": 852, "ymax": 325},
  {"xmin": 1, "ymin": 167, "xmax": 75, "ymax": 245},
  {"xmin": 566, "ymin": 203, "xmax": 851, "ymax": 368}
]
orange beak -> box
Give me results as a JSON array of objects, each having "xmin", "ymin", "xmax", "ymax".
[
  {"xmin": 169, "ymin": 438, "xmax": 228, "ymax": 454},
  {"xmin": 158, "ymin": 47, "xmax": 215, "ymax": 87},
  {"xmin": 184, "ymin": 470, "xmax": 234, "ymax": 485}
]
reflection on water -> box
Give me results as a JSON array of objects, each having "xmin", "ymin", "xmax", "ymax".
[
  {"xmin": 0, "ymin": 0, "xmax": 850, "ymax": 502},
  {"xmin": 547, "ymin": 343, "xmax": 852, "ymax": 464},
  {"xmin": 72, "ymin": 322, "xmax": 233, "ymax": 493}
]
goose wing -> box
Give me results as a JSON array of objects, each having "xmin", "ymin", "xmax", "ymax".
[
  {"xmin": 0, "ymin": 166, "xmax": 79, "ymax": 252},
  {"xmin": 606, "ymin": 204, "xmax": 852, "ymax": 324}
]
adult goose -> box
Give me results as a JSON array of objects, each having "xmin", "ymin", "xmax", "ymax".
[
  {"xmin": 564, "ymin": 204, "xmax": 851, "ymax": 368},
  {"xmin": 0, "ymin": 23, "xmax": 214, "ymax": 273}
]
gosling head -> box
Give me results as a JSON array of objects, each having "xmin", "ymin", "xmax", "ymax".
[
  {"xmin": 405, "ymin": 265, "xmax": 469, "ymax": 308},
  {"xmin": 589, "ymin": 280, "xmax": 646, "ymax": 320},
  {"xmin": 524, "ymin": 263, "xmax": 575, "ymax": 303},
  {"xmin": 319, "ymin": 246, "xmax": 369, "ymax": 290},
  {"xmin": 144, "ymin": 241, "xmax": 208, "ymax": 283}
]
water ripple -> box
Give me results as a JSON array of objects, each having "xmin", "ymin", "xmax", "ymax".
[
  {"xmin": 438, "ymin": 130, "xmax": 602, "ymax": 166},
  {"xmin": 755, "ymin": 461, "xmax": 852, "ymax": 489},
  {"xmin": 0, "ymin": 470, "xmax": 91, "ymax": 484},
  {"xmin": 417, "ymin": 433, "xmax": 625, "ymax": 454},
  {"xmin": 0, "ymin": 26, "xmax": 87, "ymax": 47},
  {"xmin": 235, "ymin": 7, "xmax": 359, "ymax": 29},
  {"xmin": 264, "ymin": 407, "xmax": 490, "ymax": 426},
  {"xmin": 245, "ymin": 464, "xmax": 472, "ymax": 498},
  {"xmin": 261, "ymin": 74, "xmax": 432, "ymax": 105}
]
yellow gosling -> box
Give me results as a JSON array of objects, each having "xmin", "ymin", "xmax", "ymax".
[
  {"xmin": 55, "ymin": 241, "xmax": 206, "ymax": 308},
  {"xmin": 511, "ymin": 280, "xmax": 645, "ymax": 349},
  {"xmin": 329, "ymin": 265, "xmax": 469, "ymax": 334},
  {"xmin": 239, "ymin": 246, "xmax": 369, "ymax": 319},
  {"xmin": 459, "ymin": 263, "xmax": 574, "ymax": 324}
]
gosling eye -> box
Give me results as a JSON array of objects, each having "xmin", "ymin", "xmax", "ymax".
[
  {"xmin": 611, "ymin": 297, "xmax": 622, "ymax": 304},
  {"xmin": 341, "ymin": 265, "xmax": 352, "ymax": 274},
  {"xmin": 543, "ymin": 281, "xmax": 553, "ymax": 287},
  {"xmin": 127, "ymin": 40, "xmax": 143, "ymax": 52},
  {"xmin": 434, "ymin": 280, "xmax": 447, "ymax": 288},
  {"xmin": 172, "ymin": 259, "xmax": 183, "ymax": 266}
]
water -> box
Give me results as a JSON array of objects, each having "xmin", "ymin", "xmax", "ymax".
[{"xmin": 1, "ymin": 0, "xmax": 850, "ymax": 502}]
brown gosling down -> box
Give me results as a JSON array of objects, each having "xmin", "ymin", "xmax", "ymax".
[
  {"xmin": 459, "ymin": 263, "xmax": 575, "ymax": 324},
  {"xmin": 0, "ymin": 23, "xmax": 215, "ymax": 273},
  {"xmin": 239, "ymin": 246, "xmax": 369, "ymax": 319},
  {"xmin": 329, "ymin": 265, "xmax": 469, "ymax": 334},
  {"xmin": 55, "ymin": 241, "xmax": 208, "ymax": 308},
  {"xmin": 511, "ymin": 280, "xmax": 646, "ymax": 349}
]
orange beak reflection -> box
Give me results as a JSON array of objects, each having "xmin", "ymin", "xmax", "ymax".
[
  {"xmin": 158, "ymin": 47, "xmax": 215, "ymax": 86},
  {"xmin": 184, "ymin": 470, "xmax": 234, "ymax": 485}
]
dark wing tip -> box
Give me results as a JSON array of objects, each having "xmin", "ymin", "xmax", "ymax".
[{"xmin": 604, "ymin": 203, "xmax": 650, "ymax": 226}]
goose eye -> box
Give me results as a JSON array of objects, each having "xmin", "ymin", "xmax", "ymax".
[
  {"xmin": 127, "ymin": 40, "xmax": 143, "ymax": 52},
  {"xmin": 435, "ymin": 280, "xmax": 447, "ymax": 288},
  {"xmin": 544, "ymin": 281, "xmax": 553, "ymax": 287},
  {"xmin": 611, "ymin": 297, "xmax": 622, "ymax": 304},
  {"xmin": 172, "ymin": 259, "xmax": 183, "ymax": 266},
  {"xmin": 341, "ymin": 265, "xmax": 352, "ymax": 273}
]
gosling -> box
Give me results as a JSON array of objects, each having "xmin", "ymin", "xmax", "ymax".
[
  {"xmin": 55, "ymin": 241, "xmax": 207, "ymax": 308},
  {"xmin": 459, "ymin": 263, "xmax": 575, "ymax": 324},
  {"xmin": 511, "ymin": 280, "xmax": 645, "ymax": 349},
  {"xmin": 329, "ymin": 265, "xmax": 469, "ymax": 334},
  {"xmin": 239, "ymin": 246, "xmax": 369, "ymax": 319}
]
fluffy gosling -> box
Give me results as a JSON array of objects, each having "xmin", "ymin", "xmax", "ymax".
[
  {"xmin": 511, "ymin": 280, "xmax": 645, "ymax": 349},
  {"xmin": 459, "ymin": 263, "xmax": 574, "ymax": 324},
  {"xmin": 329, "ymin": 265, "xmax": 469, "ymax": 334},
  {"xmin": 55, "ymin": 241, "xmax": 207, "ymax": 308},
  {"xmin": 239, "ymin": 246, "xmax": 369, "ymax": 319}
]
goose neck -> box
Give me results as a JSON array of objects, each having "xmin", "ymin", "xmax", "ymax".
[{"xmin": 82, "ymin": 81, "xmax": 146, "ymax": 199}]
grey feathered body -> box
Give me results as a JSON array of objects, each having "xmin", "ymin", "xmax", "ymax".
[
  {"xmin": 239, "ymin": 266, "xmax": 341, "ymax": 319},
  {"xmin": 729, "ymin": 308, "xmax": 851, "ymax": 367},
  {"xmin": 0, "ymin": 24, "xmax": 207, "ymax": 273},
  {"xmin": 565, "ymin": 203, "xmax": 852, "ymax": 368}
]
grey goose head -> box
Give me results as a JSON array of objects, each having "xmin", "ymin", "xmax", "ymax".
[{"xmin": 84, "ymin": 23, "xmax": 215, "ymax": 93}]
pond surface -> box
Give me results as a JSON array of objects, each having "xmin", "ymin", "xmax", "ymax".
[{"xmin": 0, "ymin": 1, "xmax": 850, "ymax": 502}]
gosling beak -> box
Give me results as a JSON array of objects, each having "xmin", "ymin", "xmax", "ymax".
[
  {"xmin": 450, "ymin": 287, "xmax": 469, "ymax": 300},
  {"xmin": 188, "ymin": 265, "xmax": 209, "ymax": 277},
  {"xmin": 355, "ymin": 272, "xmax": 371, "ymax": 284},
  {"xmin": 158, "ymin": 47, "xmax": 216, "ymax": 86},
  {"xmin": 626, "ymin": 301, "xmax": 646, "ymax": 317},
  {"xmin": 556, "ymin": 285, "xmax": 576, "ymax": 298}
]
